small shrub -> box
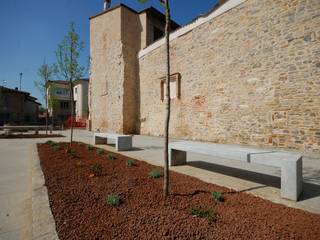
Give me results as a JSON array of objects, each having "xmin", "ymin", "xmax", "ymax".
[
  {"xmin": 67, "ymin": 148, "xmax": 77, "ymax": 158},
  {"xmin": 211, "ymin": 191, "xmax": 223, "ymax": 202},
  {"xmin": 90, "ymin": 164, "xmax": 102, "ymax": 176},
  {"xmin": 96, "ymin": 148, "xmax": 105, "ymax": 155},
  {"xmin": 149, "ymin": 169, "xmax": 162, "ymax": 179},
  {"xmin": 188, "ymin": 207, "xmax": 216, "ymax": 222},
  {"xmin": 52, "ymin": 144, "xmax": 60, "ymax": 151},
  {"xmin": 86, "ymin": 144, "xmax": 94, "ymax": 151},
  {"xmin": 46, "ymin": 140, "xmax": 54, "ymax": 145},
  {"xmin": 107, "ymin": 194, "xmax": 121, "ymax": 207},
  {"xmin": 107, "ymin": 154, "xmax": 116, "ymax": 161},
  {"xmin": 126, "ymin": 159, "xmax": 135, "ymax": 167}
]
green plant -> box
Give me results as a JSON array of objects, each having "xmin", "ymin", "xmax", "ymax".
[
  {"xmin": 149, "ymin": 169, "xmax": 162, "ymax": 179},
  {"xmin": 211, "ymin": 191, "xmax": 223, "ymax": 202},
  {"xmin": 52, "ymin": 144, "xmax": 60, "ymax": 151},
  {"xmin": 67, "ymin": 148, "xmax": 77, "ymax": 158},
  {"xmin": 107, "ymin": 194, "xmax": 121, "ymax": 207},
  {"xmin": 90, "ymin": 164, "xmax": 102, "ymax": 176},
  {"xmin": 46, "ymin": 140, "xmax": 54, "ymax": 145},
  {"xmin": 96, "ymin": 148, "xmax": 105, "ymax": 155},
  {"xmin": 188, "ymin": 207, "xmax": 216, "ymax": 222},
  {"xmin": 107, "ymin": 154, "xmax": 116, "ymax": 161},
  {"xmin": 86, "ymin": 144, "xmax": 93, "ymax": 151},
  {"xmin": 126, "ymin": 159, "xmax": 135, "ymax": 167}
]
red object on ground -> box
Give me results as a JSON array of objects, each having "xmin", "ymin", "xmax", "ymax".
[
  {"xmin": 65, "ymin": 117, "xmax": 86, "ymax": 129},
  {"xmin": 37, "ymin": 142, "xmax": 320, "ymax": 240}
]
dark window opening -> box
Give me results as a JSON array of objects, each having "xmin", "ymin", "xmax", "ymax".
[
  {"xmin": 153, "ymin": 26, "xmax": 164, "ymax": 42},
  {"xmin": 60, "ymin": 101, "xmax": 69, "ymax": 109}
]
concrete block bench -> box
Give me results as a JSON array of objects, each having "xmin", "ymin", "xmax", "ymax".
[
  {"xmin": 0, "ymin": 125, "xmax": 52, "ymax": 135},
  {"xmin": 93, "ymin": 133, "xmax": 132, "ymax": 151},
  {"xmin": 169, "ymin": 141, "xmax": 303, "ymax": 201}
]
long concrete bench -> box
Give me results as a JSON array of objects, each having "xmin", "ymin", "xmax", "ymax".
[
  {"xmin": 0, "ymin": 125, "xmax": 53, "ymax": 135},
  {"xmin": 169, "ymin": 141, "xmax": 303, "ymax": 201},
  {"xmin": 93, "ymin": 133, "xmax": 132, "ymax": 151}
]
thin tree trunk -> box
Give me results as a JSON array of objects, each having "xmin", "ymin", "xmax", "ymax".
[
  {"xmin": 45, "ymin": 89, "xmax": 48, "ymax": 135},
  {"xmin": 45, "ymin": 109, "xmax": 48, "ymax": 135},
  {"xmin": 163, "ymin": 0, "xmax": 171, "ymax": 196},
  {"xmin": 51, "ymin": 111, "xmax": 54, "ymax": 134},
  {"xmin": 70, "ymin": 81, "xmax": 74, "ymax": 146}
]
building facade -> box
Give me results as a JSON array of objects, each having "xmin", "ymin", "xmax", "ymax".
[
  {"xmin": 0, "ymin": 86, "xmax": 40, "ymax": 125},
  {"xmin": 90, "ymin": 0, "xmax": 320, "ymax": 153},
  {"xmin": 74, "ymin": 79, "xmax": 89, "ymax": 120},
  {"xmin": 47, "ymin": 79, "xmax": 89, "ymax": 125}
]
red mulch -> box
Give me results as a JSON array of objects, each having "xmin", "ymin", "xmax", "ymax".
[
  {"xmin": 0, "ymin": 134, "xmax": 64, "ymax": 139},
  {"xmin": 37, "ymin": 142, "xmax": 320, "ymax": 240}
]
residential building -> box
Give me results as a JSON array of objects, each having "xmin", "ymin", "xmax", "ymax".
[
  {"xmin": 47, "ymin": 79, "xmax": 89, "ymax": 125},
  {"xmin": 74, "ymin": 79, "xmax": 89, "ymax": 120},
  {"xmin": 0, "ymin": 86, "xmax": 40, "ymax": 125},
  {"xmin": 89, "ymin": 0, "xmax": 320, "ymax": 153}
]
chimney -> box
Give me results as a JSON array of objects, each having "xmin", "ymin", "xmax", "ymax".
[{"xmin": 104, "ymin": 0, "xmax": 111, "ymax": 11}]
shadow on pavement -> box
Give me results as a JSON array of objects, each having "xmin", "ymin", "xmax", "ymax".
[{"xmin": 188, "ymin": 161, "xmax": 320, "ymax": 201}]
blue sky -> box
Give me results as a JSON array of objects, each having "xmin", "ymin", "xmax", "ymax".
[{"xmin": 0, "ymin": 0, "xmax": 218, "ymax": 105}]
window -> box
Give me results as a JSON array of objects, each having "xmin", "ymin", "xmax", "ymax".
[
  {"xmin": 56, "ymin": 88, "xmax": 70, "ymax": 96},
  {"xmin": 153, "ymin": 26, "xmax": 164, "ymax": 42},
  {"xmin": 160, "ymin": 73, "xmax": 181, "ymax": 101},
  {"xmin": 60, "ymin": 101, "xmax": 69, "ymax": 109}
]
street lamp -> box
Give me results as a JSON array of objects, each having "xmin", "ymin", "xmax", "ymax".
[{"xmin": 19, "ymin": 72, "xmax": 23, "ymax": 90}]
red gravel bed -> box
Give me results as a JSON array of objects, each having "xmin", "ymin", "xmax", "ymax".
[{"xmin": 37, "ymin": 142, "xmax": 320, "ymax": 240}]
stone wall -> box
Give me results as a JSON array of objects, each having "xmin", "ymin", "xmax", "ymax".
[
  {"xmin": 121, "ymin": 7, "xmax": 142, "ymax": 133},
  {"xmin": 90, "ymin": 8, "xmax": 124, "ymax": 132},
  {"xmin": 138, "ymin": 0, "xmax": 320, "ymax": 152}
]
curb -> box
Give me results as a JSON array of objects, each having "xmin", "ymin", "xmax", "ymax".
[{"xmin": 31, "ymin": 144, "xmax": 59, "ymax": 240}]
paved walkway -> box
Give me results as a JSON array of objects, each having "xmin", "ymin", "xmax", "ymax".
[
  {"xmin": 0, "ymin": 139, "xmax": 33, "ymax": 239},
  {"xmin": 0, "ymin": 129, "xmax": 319, "ymax": 239},
  {"xmin": 0, "ymin": 136, "xmax": 60, "ymax": 240}
]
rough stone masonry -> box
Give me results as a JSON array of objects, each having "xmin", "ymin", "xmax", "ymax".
[{"xmin": 90, "ymin": 0, "xmax": 320, "ymax": 153}]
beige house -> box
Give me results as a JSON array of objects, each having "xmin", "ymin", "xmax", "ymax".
[
  {"xmin": 74, "ymin": 79, "xmax": 89, "ymax": 120},
  {"xmin": 89, "ymin": 0, "xmax": 320, "ymax": 153}
]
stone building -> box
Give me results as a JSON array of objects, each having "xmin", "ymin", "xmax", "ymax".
[
  {"xmin": 89, "ymin": 0, "xmax": 320, "ymax": 153},
  {"xmin": 0, "ymin": 86, "xmax": 40, "ymax": 125}
]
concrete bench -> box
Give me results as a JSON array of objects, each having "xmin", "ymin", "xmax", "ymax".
[
  {"xmin": 169, "ymin": 141, "xmax": 303, "ymax": 201},
  {"xmin": 0, "ymin": 125, "xmax": 52, "ymax": 135},
  {"xmin": 93, "ymin": 133, "xmax": 132, "ymax": 151}
]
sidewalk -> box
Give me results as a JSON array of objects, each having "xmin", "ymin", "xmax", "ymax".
[{"xmin": 0, "ymin": 136, "xmax": 61, "ymax": 240}]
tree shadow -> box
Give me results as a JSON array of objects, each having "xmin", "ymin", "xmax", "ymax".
[{"xmin": 187, "ymin": 161, "xmax": 320, "ymax": 201}]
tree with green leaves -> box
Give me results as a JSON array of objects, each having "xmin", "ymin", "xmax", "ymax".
[
  {"xmin": 138, "ymin": 0, "xmax": 171, "ymax": 196},
  {"xmin": 54, "ymin": 22, "xmax": 85, "ymax": 146},
  {"xmin": 47, "ymin": 85, "xmax": 58, "ymax": 132},
  {"xmin": 34, "ymin": 62, "xmax": 54, "ymax": 134}
]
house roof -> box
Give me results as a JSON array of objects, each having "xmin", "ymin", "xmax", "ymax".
[
  {"xmin": 48, "ymin": 80, "xmax": 69, "ymax": 85},
  {"xmin": 48, "ymin": 78, "xmax": 89, "ymax": 86},
  {"xmin": 89, "ymin": 3, "xmax": 180, "ymax": 29},
  {"xmin": 0, "ymin": 86, "xmax": 41, "ymax": 105}
]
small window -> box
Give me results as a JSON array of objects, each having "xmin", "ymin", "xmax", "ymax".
[
  {"xmin": 60, "ymin": 101, "xmax": 69, "ymax": 109},
  {"xmin": 160, "ymin": 73, "xmax": 181, "ymax": 101},
  {"xmin": 153, "ymin": 26, "xmax": 164, "ymax": 42}
]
